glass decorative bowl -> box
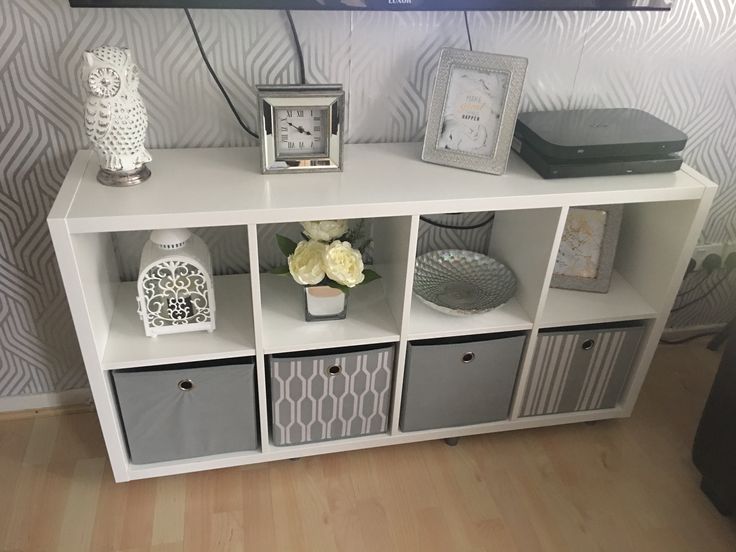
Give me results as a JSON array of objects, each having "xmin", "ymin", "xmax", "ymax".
[{"xmin": 413, "ymin": 250, "xmax": 517, "ymax": 315}]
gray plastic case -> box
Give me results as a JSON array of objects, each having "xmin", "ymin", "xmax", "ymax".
[
  {"xmin": 113, "ymin": 359, "xmax": 259, "ymax": 464},
  {"xmin": 269, "ymin": 344, "xmax": 395, "ymax": 446},
  {"xmin": 400, "ymin": 332, "xmax": 526, "ymax": 432},
  {"xmin": 520, "ymin": 322, "xmax": 645, "ymax": 417},
  {"xmin": 515, "ymin": 108, "xmax": 687, "ymax": 160}
]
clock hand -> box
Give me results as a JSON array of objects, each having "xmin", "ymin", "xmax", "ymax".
[{"xmin": 286, "ymin": 121, "xmax": 313, "ymax": 136}]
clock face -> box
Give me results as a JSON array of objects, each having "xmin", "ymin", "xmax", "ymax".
[
  {"xmin": 436, "ymin": 67, "xmax": 510, "ymax": 157},
  {"xmin": 274, "ymin": 107, "xmax": 328, "ymax": 157}
]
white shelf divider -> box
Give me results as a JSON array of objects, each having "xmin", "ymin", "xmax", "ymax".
[
  {"xmin": 102, "ymin": 274, "xmax": 256, "ymax": 370},
  {"xmin": 247, "ymin": 224, "xmax": 272, "ymax": 454}
]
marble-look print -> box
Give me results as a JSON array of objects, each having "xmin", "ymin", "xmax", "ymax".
[{"xmin": 555, "ymin": 208, "xmax": 608, "ymax": 279}]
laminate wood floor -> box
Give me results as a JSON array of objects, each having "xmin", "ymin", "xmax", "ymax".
[{"xmin": 2, "ymin": 340, "xmax": 736, "ymax": 552}]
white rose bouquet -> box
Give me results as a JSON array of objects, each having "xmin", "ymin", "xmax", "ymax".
[{"xmin": 274, "ymin": 219, "xmax": 380, "ymax": 293}]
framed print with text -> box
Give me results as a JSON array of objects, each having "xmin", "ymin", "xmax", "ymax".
[{"xmin": 422, "ymin": 48, "xmax": 527, "ymax": 175}]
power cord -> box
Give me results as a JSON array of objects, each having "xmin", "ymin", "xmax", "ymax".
[
  {"xmin": 184, "ymin": 9, "xmax": 259, "ymax": 139},
  {"xmin": 670, "ymin": 258, "xmax": 735, "ymax": 314},
  {"xmin": 676, "ymin": 270, "xmax": 710, "ymax": 297},
  {"xmin": 463, "ymin": 12, "xmax": 473, "ymax": 51},
  {"xmin": 420, "ymin": 214, "xmax": 494, "ymax": 230},
  {"xmin": 286, "ymin": 10, "xmax": 306, "ymax": 85}
]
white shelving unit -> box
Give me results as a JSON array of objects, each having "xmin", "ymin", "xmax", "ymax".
[{"xmin": 48, "ymin": 143, "xmax": 716, "ymax": 482}]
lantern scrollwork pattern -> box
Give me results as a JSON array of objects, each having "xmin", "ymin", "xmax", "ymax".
[{"xmin": 136, "ymin": 229, "xmax": 216, "ymax": 337}]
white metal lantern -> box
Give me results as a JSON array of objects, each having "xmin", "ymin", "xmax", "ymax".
[{"xmin": 136, "ymin": 228, "xmax": 216, "ymax": 337}]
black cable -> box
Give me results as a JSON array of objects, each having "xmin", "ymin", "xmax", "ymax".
[
  {"xmin": 670, "ymin": 271, "xmax": 733, "ymax": 314},
  {"xmin": 660, "ymin": 331, "xmax": 719, "ymax": 345},
  {"xmin": 676, "ymin": 270, "xmax": 710, "ymax": 297},
  {"xmin": 463, "ymin": 11, "xmax": 473, "ymax": 51},
  {"xmin": 184, "ymin": 9, "xmax": 258, "ymax": 139},
  {"xmin": 420, "ymin": 214, "xmax": 494, "ymax": 231},
  {"xmin": 286, "ymin": 10, "xmax": 306, "ymax": 85}
]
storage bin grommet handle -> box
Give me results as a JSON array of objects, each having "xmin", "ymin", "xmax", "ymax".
[
  {"xmin": 178, "ymin": 379, "xmax": 194, "ymax": 391},
  {"xmin": 462, "ymin": 352, "xmax": 476, "ymax": 364},
  {"xmin": 582, "ymin": 339, "xmax": 595, "ymax": 351},
  {"xmin": 327, "ymin": 365, "xmax": 342, "ymax": 376}
]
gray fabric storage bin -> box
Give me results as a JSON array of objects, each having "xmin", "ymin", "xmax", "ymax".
[
  {"xmin": 400, "ymin": 332, "xmax": 526, "ymax": 432},
  {"xmin": 113, "ymin": 358, "xmax": 259, "ymax": 464},
  {"xmin": 269, "ymin": 343, "xmax": 394, "ymax": 446},
  {"xmin": 520, "ymin": 321, "xmax": 646, "ymax": 417}
]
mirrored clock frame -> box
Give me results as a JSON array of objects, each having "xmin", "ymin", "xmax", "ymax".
[{"xmin": 257, "ymin": 84, "xmax": 344, "ymax": 174}]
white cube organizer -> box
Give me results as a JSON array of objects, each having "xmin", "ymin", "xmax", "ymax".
[{"xmin": 47, "ymin": 144, "xmax": 717, "ymax": 481}]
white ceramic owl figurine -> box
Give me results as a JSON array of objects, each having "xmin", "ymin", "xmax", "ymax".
[{"xmin": 83, "ymin": 46, "xmax": 152, "ymax": 186}]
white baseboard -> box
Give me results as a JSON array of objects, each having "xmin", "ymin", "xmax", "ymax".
[{"xmin": 0, "ymin": 387, "xmax": 93, "ymax": 413}]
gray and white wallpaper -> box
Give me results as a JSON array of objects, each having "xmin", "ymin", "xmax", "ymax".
[{"xmin": 0, "ymin": 0, "xmax": 735, "ymax": 398}]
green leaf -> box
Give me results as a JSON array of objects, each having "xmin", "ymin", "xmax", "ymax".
[
  {"xmin": 276, "ymin": 234, "xmax": 298, "ymax": 257},
  {"xmin": 361, "ymin": 269, "xmax": 381, "ymax": 285},
  {"xmin": 270, "ymin": 265, "xmax": 290, "ymax": 275},
  {"xmin": 323, "ymin": 280, "xmax": 351, "ymax": 295}
]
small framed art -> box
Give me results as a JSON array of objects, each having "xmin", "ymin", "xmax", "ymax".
[
  {"xmin": 551, "ymin": 205, "xmax": 624, "ymax": 294},
  {"xmin": 421, "ymin": 48, "xmax": 528, "ymax": 175}
]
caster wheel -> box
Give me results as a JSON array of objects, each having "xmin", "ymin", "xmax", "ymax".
[{"xmin": 444, "ymin": 437, "xmax": 460, "ymax": 447}]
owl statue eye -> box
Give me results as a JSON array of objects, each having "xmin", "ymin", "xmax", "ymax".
[{"xmin": 88, "ymin": 67, "xmax": 121, "ymax": 97}]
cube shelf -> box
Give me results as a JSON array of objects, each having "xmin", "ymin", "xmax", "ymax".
[
  {"xmin": 260, "ymin": 273, "xmax": 399, "ymax": 354},
  {"xmin": 48, "ymin": 142, "xmax": 717, "ymax": 482},
  {"xmin": 103, "ymin": 274, "xmax": 256, "ymax": 370},
  {"xmin": 540, "ymin": 271, "xmax": 656, "ymax": 328}
]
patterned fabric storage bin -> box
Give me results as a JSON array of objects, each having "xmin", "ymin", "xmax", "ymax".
[
  {"xmin": 268, "ymin": 343, "xmax": 395, "ymax": 446},
  {"xmin": 520, "ymin": 321, "xmax": 646, "ymax": 417},
  {"xmin": 400, "ymin": 332, "xmax": 526, "ymax": 432},
  {"xmin": 113, "ymin": 358, "xmax": 259, "ymax": 464}
]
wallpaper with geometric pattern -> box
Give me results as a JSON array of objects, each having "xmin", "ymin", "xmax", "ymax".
[{"xmin": 0, "ymin": 0, "xmax": 734, "ymax": 397}]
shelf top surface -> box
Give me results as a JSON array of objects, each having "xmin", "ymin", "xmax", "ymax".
[
  {"xmin": 260, "ymin": 273, "xmax": 400, "ymax": 354},
  {"xmin": 51, "ymin": 143, "xmax": 714, "ymax": 233},
  {"xmin": 102, "ymin": 274, "xmax": 255, "ymax": 370},
  {"xmin": 540, "ymin": 271, "xmax": 657, "ymax": 328}
]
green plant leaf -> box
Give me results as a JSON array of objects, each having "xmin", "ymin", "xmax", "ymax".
[
  {"xmin": 323, "ymin": 280, "xmax": 351, "ymax": 295},
  {"xmin": 361, "ymin": 269, "xmax": 381, "ymax": 285},
  {"xmin": 276, "ymin": 234, "xmax": 298, "ymax": 257},
  {"xmin": 270, "ymin": 265, "xmax": 290, "ymax": 275}
]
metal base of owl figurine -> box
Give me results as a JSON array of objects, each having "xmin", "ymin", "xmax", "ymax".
[{"xmin": 97, "ymin": 164, "xmax": 151, "ymax": 187}]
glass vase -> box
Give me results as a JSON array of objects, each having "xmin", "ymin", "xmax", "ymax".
[{"xmin": 304, "ymin": 285, "xmax": 347, "ymax": 321}]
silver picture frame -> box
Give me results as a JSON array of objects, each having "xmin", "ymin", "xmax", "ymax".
[
  {"xmin": 257, "ymin": 84, "xmax": 344, "ymax": 174},
  {"xmin": 551, "ymin": 204, "xmax": 624, "ymax": 294},
  {"xmin": 422, "ymin": 48, "xmax": 528, "ymax": 175}
]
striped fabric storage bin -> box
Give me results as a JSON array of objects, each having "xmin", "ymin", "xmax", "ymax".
[
  {"xmin": 520, "ymin": 322, "xmax": 646, "ymax": 417},
  {"xmin": 268, "ymin": 344, "xmax": 395, "ymax": 446}
]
